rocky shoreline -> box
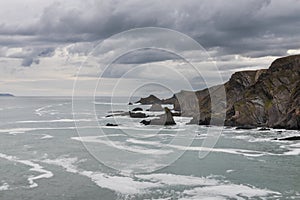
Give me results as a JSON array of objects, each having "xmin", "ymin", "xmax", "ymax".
[{"xmin": 134, "ymin": 55, "xmax": 300, "ymax": 130}]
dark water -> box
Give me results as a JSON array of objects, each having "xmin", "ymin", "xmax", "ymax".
[{"xmin": 0, "ymin": 97, "xmax": 299, "ymax": 199}]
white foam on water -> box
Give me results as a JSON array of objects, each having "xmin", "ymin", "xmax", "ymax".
[
  {"xmin": 94, "ymin": 102, "xmax": 128, "ymax": 105},
  {"xmin": 42, "ymin": 156, "xmax": 281, "ymax": 199},
  {"xmin": 35, "ymin": 102, "xmax": 70, "ymax": 116},
  {"xmin": 99, "ymin": 125, "xmax": 185, "ymax": 132},
  {"xmin": 35, "ymin": 104, "xmax": 55, "ymax": 116},
  {"xmin": 0, "ymin": 182, "xmax": 9, "ymax": 191},
  {"xmin": 135, "ymin": 174, "xmax": 219, "ymax": 186},
  {"xmin": 73, "ymin": 135, "xmax": 276, "ymax": 158},
  {"xmin": 283, "ymin": 147, "xmax": 300, "ymax": 155},
  {"xmin": 180, "ymin": 184, "xmax": 281, "ymax": 200},
  {"xmin": 278, "ymin": 142, "xmax": 300, "ymax": 156},
  {"xmin": 126, "ymin": 138, "xmax": 275, "ymax": 157},
  {"xmin": 127, "ymin": 138, "xmax": 163, "ymax": 147},
  {"xmin": 71, "ymin": 136, "xmax": 173, "ymax": 155},
  {"xmin": 0, "ymin": 126, "xmax": 99, "ymax": 134},
  {"xmin": 40, "ymin": 134, "xmax": 54, "ymax": 139},
  {"xmin": 0, "ymin": 153, "xmax": 53, "ymax": 188},
  {"xmin": 16, "ymin": 118, "xmax": 94, "ymax": 123},
  {"xmin": 42, "ymin": 157, "xmax": 160, "ymax": 194},
  {"xmin": 289, "ymin": 143, "xmax": 300, "ymax": 148},
  {"xmin": 226, "ymin": 169, "xmax": 235, "ymax": 173}
]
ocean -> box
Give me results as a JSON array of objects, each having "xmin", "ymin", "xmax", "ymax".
[{"xmin": 0, "ymin": 96, "xmax": 299, "ymax": 199}]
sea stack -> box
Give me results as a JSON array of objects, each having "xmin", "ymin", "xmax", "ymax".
[{"xmin": 141, "ymin": 107, "xmax": 176, "ymax": 125}]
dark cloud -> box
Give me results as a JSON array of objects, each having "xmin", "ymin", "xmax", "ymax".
[
  {"xmin": 21, "ymin": 57, "xmax": 39, "ymax": 67},
  {"xmin": 114, "ymin": 49, "xmax": 179, "ymax": 65},
  {"xmin": 1, "ymin": 0, "xmax": 300, "ymax": 60},
  {"xmin": 8, "ymin": 47, "xmax": 55, "ymax": 67}
]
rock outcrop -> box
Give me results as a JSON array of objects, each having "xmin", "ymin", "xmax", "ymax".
[
  {"xmin": 106, "ymin": 123, "xmax": 118, "ymax": 127},
  {"xmin": 136, "ymin": 55, "xmax": 300, "ymax": 130},
  {"xmin": 135, "ymin": 95, "xmax": 161, "ymax": 104},
  {"xmin": 129, "ymin": 111, "xmax": 148, "ymax": 118},
  {"xmin": 132, "ymin": 107, "xmax": 143, "ymax": 111},
  {"xmin": 277, "ymin": 136, "xmax": 300, "ymax": 141},
  {"xmin": 140, "ymin": 107, "xmax": 176, "ymax": 125}
]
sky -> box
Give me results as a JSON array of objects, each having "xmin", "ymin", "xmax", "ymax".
[{"xmin": 0, "ymin": 0, "xmax": 300, "ymax": 96}]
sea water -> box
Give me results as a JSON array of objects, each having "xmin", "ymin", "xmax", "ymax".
[{"xmin": 0, "ymin": 97, "xmax": 299, "ymax": 199}]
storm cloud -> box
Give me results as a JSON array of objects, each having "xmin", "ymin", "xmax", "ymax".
[
  {"xmin": 1, "ymin": 0, "xmax": 300, "ymax": 57},
  {"xmin": 0, "ymin": 0, "xmax": 300, "ymax": 95}
]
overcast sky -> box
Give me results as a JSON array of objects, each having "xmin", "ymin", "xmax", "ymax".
[{"xmin": 0, "ymin": 0, "xmax": 300, "ymax": 96}]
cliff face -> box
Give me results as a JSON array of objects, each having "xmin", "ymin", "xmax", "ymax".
[
  {"xmin": 137, "ymin": 55, "xmax": 300, "ymax": 130},
  {"xmin": 229, "ymin": 55, "xmax": 300, "ymax": 129}
]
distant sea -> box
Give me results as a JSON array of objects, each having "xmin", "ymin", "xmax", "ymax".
[{"xmin": 0, "ymin": 96, "xmax": 299, "ymax": 199}]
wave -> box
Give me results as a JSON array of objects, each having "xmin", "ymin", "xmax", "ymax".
[
  {"xmin": 40, "ymin": 134, "xmax": 54, "ymax": 139},
  {"xmin": 71, "ymin": 136, "xmax": 173, "ymax": 155},
  {"xmin": 42, "ymin": 156, "xmax": 159, "ymax": 194},
  {"xmin": 0, "ymin": 126, "xmax": 99, "ymax": 135},
  {"xmin": 0, "ymin": 182, "xmax": 9, "ymax": 191},
  {"xmin": 0, "ymin": 153, "xmax": 53, "ymax": 188},
  {"xmin": 94, "ymin": 101, "xmax": 129, "ymax": 105},
  {"xmin": 42, "ymin": 156, "xmax": 281, "ymax": 199},
  {"xmin": 35, "ymin": 102, "xmax": 70, "ymax": 116},
  {"xmin": 16, "ymin": 118, "xmax": 94, "ymax": 123},
  {"xmin": 116, "ymin": 137, "xmax": 276, "ymax": 157},
  {"xmin": 180, "ymin": 184, "xmax": 281, "ymax": 200}
]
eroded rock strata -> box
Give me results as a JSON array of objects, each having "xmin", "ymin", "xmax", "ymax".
[{"xmin": 136, "ymin": 55, "xmax": 300, "ymax": 130}]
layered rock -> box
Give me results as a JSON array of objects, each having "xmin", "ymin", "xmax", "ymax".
[{"xmin": 136, "ymin": 55, "xmax": 300, "ymax": 130}]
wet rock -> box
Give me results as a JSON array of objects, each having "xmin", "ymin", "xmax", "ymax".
[
  {"xmin": 258, "ymin": 127, "xmax": 271, "ymax": 131},
  {"xmin": 136, "ymin": 95, "xmax": 162, "ymax": 105},
  {"xmin": 140, "ymin": 107, "xmax": 176, "ymax": 126},
  {"xmin": 129, "ymin": 111, "xmax": 148, "ymax": 118},
  {"xmin": 106, "ymin": 123, "xmax": 118, "ymax": 126},
  {"xmin": 276, "ymin": 136, "xmax": 300, "ymax": 141},
  {"xmin": 132, "ymin": 107, "xmax": 143, "ymax": 111},
  {"xmin": 155, "ymin": 54, "xmax": 300, "ymax": 130},
  {"xmin": 236, "ymin": 125, "xmax": 256, "ymax": 130},
  {"xmin": 140, "ymin": 120, "xmax": 151, "ymax": 125},
  {"xmin": 187, "ymin": 116, "xmax": 211, "ymax": 125}
]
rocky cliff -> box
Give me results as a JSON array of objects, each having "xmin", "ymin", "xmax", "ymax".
[{"xmin": 137, "ymin": 55, "xmax": 300, "ymax": 130}]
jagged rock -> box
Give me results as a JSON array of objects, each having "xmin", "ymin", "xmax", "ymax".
[
  {"xmin": 129, "ymin": 111, "xmax": 148, "ymax": 118},
  {"xmin": 187, "ymin": 116, "xmax": 211, "ymax": 125},
  {"xmin": 135, "ymin": 95, "xmax": 162, "ymax": 105},
  {"xmin": 106, "ymin": 123, "xmax": 118, "ymax": 127},
  {"xmin": 276, "ymin": 136, "xmax": 300, "ymax": 141},
  {"xmin": 140, "ymin": 120, "xmax": 151, "ymax": 125},
  {"xmin": 148, "ymin": 103, "xmax": 164, "ymax": 111},
  {"xmin": 138, "ymin": 55, "xmax": 300, "ymax": 130},
  {"xmin": 132, "ymin": 107, "xmax": 143, "ymax": 111},
  {"xmin": 140, "ymin": 107, "xmax": 176, "ymax": 125}
]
